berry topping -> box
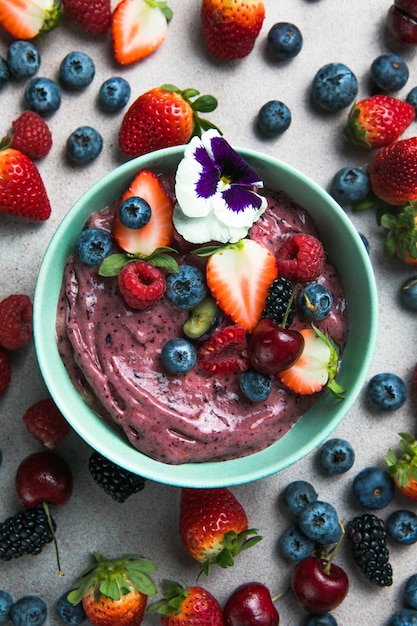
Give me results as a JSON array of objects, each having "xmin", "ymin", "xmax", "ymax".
[
  {"xmin": 9, "ymin": 111, "xmax": 53, "ymax": 160},
  {"xmin": 0, "ymin": 294, "xmax": 32, "ymax": 351},
  {"xmin": 197, "ymin": 324, "xmax": 249, "ymax": 375},
  {"xmin": 22, "ymin": 398, "xmax": 70, "ymax": 449},
  {"xmin": 165, "ymin": 264, "xmax": 207, "ymax": 309},
  {"xmin": 298, "ymin": 283, "xmax": 333, "ymax": 321},
  {"xmin": 161, "ymin": 337, "xmax": 197, "ymax": 374},
  {"xmin": 88, "ymin": 451, "xmax": 146, "ymax": 503},
  {"xmin": 75, "ymin": 227, "xmax": 112, "ymax": 267},
  {"xmin": 248, "ymin": 318, "xmax": 304, "ymax": 375},
  {"xmin": 118, "ymin": 260, "xmax": 166, "ymax": 310},
  {"xmin": 0, "ymin": 348, "xmax": 11, "ymax": 396},
  {"xmin": 262, "ymin": 276, "xmax": 296, "ymax": 328},
  {"xmin": 206, "ymin": 239, "xmax": 278, "ymax": 332},
  {"xmin": 239, "ymin": 368, "xmax": 272, "ymax": 402},
  {"xmin": 0, "ymin": 508, "xmax": 56, "ymax": 561},
  {"xmin": 112, "ymin": 169, "xmax": 175, "ymax": 255},
  {"xmin": 347, "ymin": 513, "xmax": 393, "ymax": 586},
  {"xmin": 118, "ymin": 196, "xmax": 152, "ymax": 229},
  {"xmin": 275, "ymin": 233, "xmax": 325, "ymax": 282}
]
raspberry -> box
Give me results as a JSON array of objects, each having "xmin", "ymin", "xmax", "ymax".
[
  {"xmin": 0, "ymin": 294, "xmax": 33, "ymax": 350},
  {"xmin": 88, "ymin": 451, "xmax": 146, "ymax": 502},
  {"xmin": 10, "ymin": 111, "xmax": 53, "ymax": 159},
  {"xmin": 23, "ymin": 398, "xmax": 71, "ymax": 449},
  {"xmin": 118, "ymin": 260, "xmax": 166, "ymax": 310},
  {"xmin": 275, "ymin": 233, "xmax": 325, "ymax": 282},
  {"xmin": 197, "ymin": 325, "xmax": 249, "ymax": 375},
  {"xmin": 0, "ymin": 348, "xmax": 11, "ymax": 395}
]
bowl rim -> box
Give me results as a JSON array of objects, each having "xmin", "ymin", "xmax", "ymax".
[{"xmin": 34, "ymin": 144, "xmax": 378, "ymax": 487}]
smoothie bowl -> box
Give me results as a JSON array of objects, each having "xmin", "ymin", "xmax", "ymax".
[{"xmin": 34, "ymin": 132, "xmax": 377, "ymax": 487}]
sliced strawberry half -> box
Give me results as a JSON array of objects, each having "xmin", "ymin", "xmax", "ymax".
[
  {"xmin": 111, "ymin": 0, "xmax": 173, "ymax": 65},
  {"xmin": 112, "ymin": 169, "xmax": 175, "ymax": 256},
  {"xmin": 0, "ymin": 0, "xmax": 62, "ymax": 39},
  {"xmin": 277, "ymin": 326, "xmax": 345, "ymax": 398},
  {"xmin": 206, "ymin": 239, "xmax": 278, "ymax": 332}
]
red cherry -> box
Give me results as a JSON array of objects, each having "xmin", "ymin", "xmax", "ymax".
[
  {"xmin": 15, "ymin": 451, "xmax": 73, "ymax": 508},
  {"xmin": 249, "ymin": 318, "xmax": 304, "ymax": 375},
  {"xmin": 290, "ymin": 555, "xmax": 349, "ymax": 614},
  {"xmin": 223, "ymin": 582, "xmax": 279, "ymax": 626},
  {"xmin": 387, "ymin": 0, "xmax": 417, "ymax": 44}
]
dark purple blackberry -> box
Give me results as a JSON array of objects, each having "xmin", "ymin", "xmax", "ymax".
[
  {"xmin": 89, "ymin": 451, "xmax": 146, "ymax": 503},
  {"xmin": 347, "ymin": 513, "xmax": 393, "ymax": 586},
  {"xmin": 0, "ymin": 507, "xmax": 55, "ymax": 560},
  {"xmin": 262, "ymin": 276, "xmax": 295, "ymax": 328}
]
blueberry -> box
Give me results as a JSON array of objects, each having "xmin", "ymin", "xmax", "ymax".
[
  {"xmin": 387, "ymin": 510, "xmax": 417, "ymax": 545},
  {"xmin": 387, "ymin": 609, "xmax": 417, "ymax": 626},
  {"xmin": 278, "ymin": 524, "xmax": 315, "ymax": 561},
  {"xmin": 257, "ymin": 100, "xmax": 291, "ymax": 136},
  {"xmin": 267, "ymin": 22, "xmax": 303, "ymax": 59},
  {"xmin": 161, "ymin": 338, "xmax": 197, "ymax": 374},
  {"xmin": 118, "ymin": 196, "xmax": 151, "ymax": 229},
  {"xmin": 7, "ymin": 40, "xmax": 40, "ymax": 79},
  {"xmin": 0, "ymin": 590, "xmax": 13, "ymax": 625},
  {"xmin": 367, "ymin": 372, "xmax": 407, "ymax": 411},
  {"xmin": 283, "ymin": 480, "xmax": 318, "ymax": 517},
  {"xmin": 318, "ymin": 438, "xmax": 355, "ymax": 475},
  {"xmin": 59, "ymin": 51, "xmax": 95, "ymax": 90},
  {"xmin": 405, "ymin": 574, "xmax": 417, "ymax": 610},
  {"xmin": 24, "ymin": 77, "xmax": 61, "ymax": 116},
  {"xmin": 298, "ymin": 283, "xmax": 333, "ymax": 321},
  {"xmin": 10, "ymin": 595, "xmax": 47, "ymax": 626},
  {"xmin": 0, "ymin": 56, "xmax": 10, "ymax": 90},
  {"xmin": 56, "ymin": 592, "xmax": 86, "ymax": 625},
  {"xmin": 302, "ymin": 614, "xmax": 338, "ymax": 626},
  {"xmin": 99, "ymin": 76, "xmax": 131, "ymax": 111},
  {"xmin": 239, "ymin": 369, "xmax": 272, "ymax": 402},
  {"xmin": 75, "ymin": 228, "xmax": 112, "ymax": 266},
  {"xmin": 299, "ymin": 500, "xmax": 341, "ymax": 545},
  {"xmin": 370, "ymin": 52, "xmax": 409, "ymax": 91},
  {"xmin": 406, "ymin": 86, "xmax": 417, "ymax": 114},
  {"xmin": 166, "ymin": 265, "xmax": 207, "ymax": 309},
  {"xmin": 66, "ymin": 126, "xmax": 103, "ymax": 164},
  {"xmin": 352, "ymin": 466, "xmax": 394, "ymax": 510},
  {"xmin": 330, "ymin": 167, "xmax": 370, "ymax": 205},
  {"xmin": 401, "ymin": 276, "xmax": 417, "ymax": 310},
  {"xmin": 312, "ymin": 62, "xmax": 358, "ymax": 111}
]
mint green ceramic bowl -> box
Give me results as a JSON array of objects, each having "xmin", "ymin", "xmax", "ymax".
[{"xmin": 34, "ymin": 146, "xmax": 377, "ymax": 488}]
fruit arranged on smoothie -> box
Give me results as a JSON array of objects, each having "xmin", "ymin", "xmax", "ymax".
[
  {"xmin": 180, "ymin": 487, "xmax": 262, "ymax": 576},
  {"xmin": 201, "ymin": 0, "xmax": 265, "ymax": 61}
]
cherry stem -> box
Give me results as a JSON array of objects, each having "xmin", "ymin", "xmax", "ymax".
[
  {"xmin": 281, "ymin": 282, "xmax": 300, "ymax": 328},
  {"xmin": 43, "ymin": 501, "xmax": 64, "ymax": 577},
  {"xmin": 323, "ymin": 521, "xmax": 345, "ymax": 575}
]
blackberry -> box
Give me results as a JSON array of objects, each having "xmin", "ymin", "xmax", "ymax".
[
  {"xmin": 0, "ymin": 507, "xmax": 55, "ymax": 561},
  {"xmin": 346, "ymin": 513, "xmax": 393, "ymax": 586},
  {"xmin": 262, "ymin": 276, "xmax": 295, "ymax": 328},
  {"xmin": 89, "ymin": 451, "xmax": 146, "ymax": 503}
]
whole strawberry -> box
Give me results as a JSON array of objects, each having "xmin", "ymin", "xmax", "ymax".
[
  {"xmin": 67, "ymin": 552, "xmax": 157, "ymax": 626},
  {"xmin": 0, "ymin": 0, "xmax": 62, "ymax": 38},
  {"xmin": 62, "ymin": 0, "xmax": 111, "ymax": 34},
  {"xmin": 180, "ymin": 487, "xmax": 262, "ymax": 576},
  {"xmin": 201, "ymin": 0, "xmax": 265, "ymax": 61},
  {"xmin": 369, "ymin": 136, "xmax": 417, "ymax": 206},
  {"xmin": 0, "ymin": 148, "xmax": 51, "ymax": 219},
  {"xmin": 344, "ymin": 95, "xmax": 415, "ymax": 149},
  {"xmin": 386, "ymin": 433, "xmax": 417, "ymax": 500},
  {"xmin": 148, "ymin": 579, "xmax": 224, "ymax": 625},
  {"xmin": 381, "ymin": 202, "xmax": 417, "ymax": 265},
  {"xmin": 118, "ymin": 84, "xmax": 219, "ymax": 157},
  {"xmin": 9, "ymin": 111, "xmax": 52, "ymax": 159}
]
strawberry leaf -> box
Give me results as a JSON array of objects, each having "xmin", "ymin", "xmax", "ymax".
[{"xmin": 192, "ymin": 95, "xmax": 218, "ymax": 113}]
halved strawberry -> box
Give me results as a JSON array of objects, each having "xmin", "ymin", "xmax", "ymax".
[
  {"xmin": 112, "ymin": 169, "xmax": 175, "ymax": 256},
  {"xmin": 206, "ymin": 239, "xmax": 278, "ymax": 332},
  {"xmin": 277, "ymin": 326, "xmax": 345, "ymax": 398},
  {"xmin": 111, "ymin": 0, "xmax": 173, "ymax": 65},
  {"xmin": 0, "ymin": 0, "xmax": 62, "ymax": 39}
]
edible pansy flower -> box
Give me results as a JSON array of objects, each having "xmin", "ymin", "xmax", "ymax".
[{"xmin": 173, "ymin": 129, "xmax": 267, "ymax": 244}]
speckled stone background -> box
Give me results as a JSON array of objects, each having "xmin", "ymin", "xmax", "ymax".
[{"xmin": 1, "ymin": 1, "xmax": 417, "ymax": 624}]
